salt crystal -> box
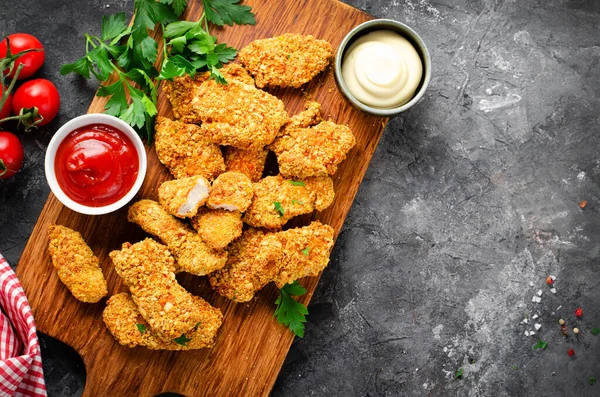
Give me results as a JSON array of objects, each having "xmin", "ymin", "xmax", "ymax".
[
  {"xmin": 529, "ymin": 331, "xmax": 536, "ymax": 335},
  {"xmin": 532, "ymin": 296, "xmax": 541, "ymax": 303},
  {"xmin": 550, "ymin": 288, "xmax": 556, "ymax": 294},
  {"xmin": 524, "ymin": 331, "xmax": 530, "ymax": 336},
  {"xmin": 522, "ymin": 318, "xmax": 529, "ymax": 324},
  {"xmin": 532, "ymin": 314, "xmax": 539, "ymax": 320},
  {"xmin": 556, "ymin": 305, "xmax": 562, "ymax": 311},
  {"xmin": 537, "ymin": 290, "xmax": 543, "ymax": 296},
  {"xmin": 534, "ymin": 323, "xmax": 542, "ymax": 330},
  {"xmin": 529, "ymin": 281, "xmax": 534, "ymax": 287}
]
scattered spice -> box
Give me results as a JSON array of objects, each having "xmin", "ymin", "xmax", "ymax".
[
  {"xmin": 590, "ymin": 376, "xmax": 597, "ymax": 385},
  {"xmin": 136, "ymin": 323, "xmax": 147, "ymax": 334},
  {"xmin": 579, "ymin": 200, "xmax": 587, "ymax": 209},
  {"xmin": 546, "ymin": 276, "xmax": 554, "ymax": 286},
  {"xmin": 568, "ymin": 348, "xmax": 575, "ymax": 357},
  {"xmin": 573, "ymin": 327, "xmax": 580, "ymax": 335},
  {"xmin": 591, "ymin": 328, "xmax": 600, "ymax": 336},
  {"xmin": 454, "ymin": 368, "xmax": 463, "ymax": 380},
  {"xmin": 533, "ymin": 340, "xmax": 548, "ymax": 350},
  {"xmin": 561, "ymin": 325, "xmax": 569, "ymax": 337},
  {"xmin": 575, "ymin": 308, "xmax": 583, "ymax": 318},
  {"xmin": 559, "ymin": 319, "xmax": 565, "ymax": 325},
  {"xmin": 511, "ymin": 365, "xmax": 519, "ymax": 371}
]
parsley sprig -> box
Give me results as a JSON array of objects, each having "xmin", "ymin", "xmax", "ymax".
[
  {"xmin": 274, "ymin": 280, "xmax": 309, "ymax": 338},
  {"xmin": 61, "ymin": 0, "xmax": 255, "ymax": 141}
]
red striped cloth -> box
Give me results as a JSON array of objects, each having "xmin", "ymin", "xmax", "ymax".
[{"xmin": 0, "ymin": 254, "xmax": 46, "ymax": 397}]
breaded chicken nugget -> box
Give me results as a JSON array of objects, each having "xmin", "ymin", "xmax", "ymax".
[
  {"xmin": 164, "ymin": 64, "xmax": 255, "ymax": 121},
  {"xmin": 103, "ymin": 292, "xmax": 222, "ymax": 350},
  {"xmin": 109, "ymin": 238, "xmax": 202, "ymax": 341},
  {"xmin": 224, "ymin": 146, "xmax": 268, "ymax": 182},
  {"xmin": 128, "ymin": 200, "xmax": 227, "ymax": 275},
  {"xmin": 208, "ymin": 172, "xmax": 254, "ymax": 212},
  {"xmin": 243, "ymin": 175, "xmax": 334, "ymax": 230},
  {"xmin": 158, "ymin": 176, "xmax": 210, "ymax": 218},
  {"xmin": 209, "ymin": 228, "xmax": 283, "ymax": 302},
  {"xmin": 47, "ymin": 225, "xmax": 107, "ymax": 303},
  {"xmin": 239, "ymin": 34, "xmax": 333, "ymax": 88},
  {"xmin": 272, "ymin": 221, "xmax": 335, "ymax": 288},
  {"xmin": 270, "ymin": 120, "xmax": 356, "ymax": 179},
  {"xmin": 165, "ymin": 65, "xmax": 287, "ymax": 149},
  {"xmin": 190, "ymin": 208, "xmax": 243, "ymax": 250},
  {"xmin": 155, "ymin": 116, "xmax": 225, "ymax": 180},
  {"xmin": 285, "ymin": 100, "xmax": 322, "ymax": 131}
]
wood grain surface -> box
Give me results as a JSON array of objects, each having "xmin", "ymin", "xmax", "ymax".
[{"xmin": 16, "ymin": 1, "xmax": 385, "ymax": 395}]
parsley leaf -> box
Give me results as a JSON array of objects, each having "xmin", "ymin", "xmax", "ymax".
[
  {"xmin": 301, "ymin": 247, "xmax": 310, "ymax": 257},
  {"xmin": 454, "ymin": 368, "xmax": 463, "ymax": 380},
  {"xmin": 174, "ymin": 334, "xmax": 193, "ymax": 346},
  {"xmin": 60, "ymin": 56, "xmax": 93, "ymax": 79},
  {"xmin": 289, "ymin": 180, "xmax": 305, "ymax": 186},
  {"xmin": 160, "ymin": 0, "xmax": 188, "ymax": 17},
  {"xmin": 274, "ymin": 201, "xmax": 285, "ymax": 217},
  {"xmin": 591, "ymin": 328, "xmax": 600, "ymax": 336},
  {"xmin": 136, "ymin": 323, "xmax": 147, "ymax": 334},
  {"xmin": 590, "ymin": 377, "xmax": 597, "ymax": 385},
  {"xmin": 274, "ymin": 281, "xmax": 308, "ymax": 338},
  {"xmin": 101, "ymin": 13, "xmax": 128, "ymax": 41},
  {"xmin": 202, "ymin": 0, "xmax": 256, "ymax": 26},
  {"xmin": 532, "ymin": 340, "xmax": 548, "ymax": 350}
]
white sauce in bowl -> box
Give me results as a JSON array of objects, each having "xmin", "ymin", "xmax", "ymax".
[{"xmin": 341, "ymin": 30, "xmax": 423, "ymax": 108}]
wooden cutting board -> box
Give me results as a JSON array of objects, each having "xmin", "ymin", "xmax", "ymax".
[{"xmin": 16, "ymin": 1, "xmax": 387, "ymax": 395}]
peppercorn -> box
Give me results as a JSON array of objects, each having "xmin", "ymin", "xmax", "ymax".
[
  {"xmin": 573, "ymin": 328, "xmax": 580, "ymax": 334},
  {"xmin": 559, "ymin": 319, "xmax": 565, "ymax": 325},
  {"xmin": 575, "ymin": 308, "xmax": 583, "ymax": 318},
  {"xmin": 546, "ymin": 276, "xmax": 554, "ymax": 286},
  {"xmin": 568, "ymin": 348, "xmax": 575, "ymax": 356}
]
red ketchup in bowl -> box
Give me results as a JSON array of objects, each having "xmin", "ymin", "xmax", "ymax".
[{"xmin": 54, "ymin": 123, "xmax": 139, "ymax": 207}]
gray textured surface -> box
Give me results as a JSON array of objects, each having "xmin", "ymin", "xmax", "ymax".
[{"xmin": 1, "ymin": 0, "xmax": 599, "ymax": 396}]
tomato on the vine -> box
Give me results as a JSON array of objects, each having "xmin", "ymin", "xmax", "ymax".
[
  {"xmin": 12, "ymin": 79, "xmax": 60, "ymax": 126},
  {"xmin": 0, "ymin": 86, "xmax": 11, "ymax": 120},
  {"xmin": 0, "ymin": 131, "xmax": 24, "ymax": 179},
  {"xmin": 0, "ymin": 33, "xmax": 45, "ymax": 80}
]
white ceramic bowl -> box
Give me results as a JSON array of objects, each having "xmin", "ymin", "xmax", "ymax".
[{"xmin": 45, "ymin": 113, "xmax": 147, "ymax": 215}]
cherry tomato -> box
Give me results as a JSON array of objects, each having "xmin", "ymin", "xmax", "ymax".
[
  {"xmin": 12, "ymin": 79, "xmax": 60, "ymax": 126},
  {"xmin": 0, "ymin": 33, "xmax": 45, "ymax": 80},
  {"xmin": 0, "ymin": 131, "xmax": 24, "ymax": 179},
  {"xmin": 0, "ymin": 86, "xmax": 11, "ymax": 120}
]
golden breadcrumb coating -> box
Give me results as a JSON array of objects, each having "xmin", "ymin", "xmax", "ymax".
[
  {"xmin": 224, "ymin": 146, "xmax": 268, "ymax": 182},
  {"xmin": 272, "ymin": 221, "xmax": 335, "ymax": 288},
  {"xmin": 190, "ymin": 208, "xmax": 243, "ymax": 250},
  {"xmin": 270, "ymin": 120, "xmax": 356, "ymax": 178},
  {"xmin": 238, "ymin": 34, "xmax": 333, "ymax": 88},
  {"xmin": 165, "ymin": 65, "xmax": 287, "ymax": 149},
  {"xmin": 209, "ymin": 228, "xmax": 283, "ymax": 302},
  {"xmin": 285, "ymin": 100, "xmax": 322, "ymax": 131},
  {"xmin": 109, "ymin": 238, "xmax": 202, "ymax": 341},
  {"xmin": 158, "ymin": 176, "xmax": 210, "ymax": 218},
  {"xmin": 128, "ymin": 200, "xmax": 227, "ymax": 276},
  {"xmin": 243, "ymin": 175, "xmax": 334, "ymax": 230},
  {"xmin": 164, "ymin": 64, "xmax": 254, "ymax": 121},
  {"xmin": 154, "ymin": 116, "xmax": 225, "ymax": 180},
  {"xmin": 103, "ymin": 293, "xmax": 222, "ymax": 350},
  {"xmin": 208, "ymin": 172, "xmax": 254, "ymax": 212},
  {"xmin": 47, "ymin": 225, "xmax": 107, "ymax": 303}
]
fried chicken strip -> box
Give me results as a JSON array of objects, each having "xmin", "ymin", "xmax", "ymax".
[
  {"xmin": 239, "ymin": 34, "xmax": 333, "ymax": 88},
  {"xmin": 128, "ymin": 200, "xmax": 227, "ymax": 275},
  {"xmin": 243, "ymin": 175, "xmax": 334, "ymax": 230},
  {"xmin": 190, "ymin": 208, "xmax": 243, "ymax": 250},
  {"xmin": 109, "ymin": 238, "xmax": 202, "ymax": 341},
  {"xmin": 47, "ymin": 225, "xmax": 107, "ymax": 303},
  {"xmin": 158, "ymin": 176, "xmax": 210, "ymax": 218},
  {"xmin": 103, "ymin": 292, "xmax": 222, "ymax": 350},
  {"xmin": 165, "ymin": 64, "xmax": 288, "ymax": 149},
  {"xmin": 208, "ymin": 172, "xmax": 254, "ymax": 212},
  {"xmin": 272, "ymin": 221, "xmax": 335, "ymax": 288},
  {"xmin": 209, "ymin": 228, "xmax": 283, "ymax": 302},
  {"xmin": 270, "ymin": 120, "xmax": 356, "ymax": 179},
  {"xmin": 155, "ymin": 116, "xmax": 225, "ymax": 180},
  {"xmin": 224, "ymin": 146, "xmax": 268, "ymax": 182}
]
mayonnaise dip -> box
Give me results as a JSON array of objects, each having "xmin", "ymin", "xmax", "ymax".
[{"xmin": 341, "ymin": 30, "xmax": 423, "ymax": 108}]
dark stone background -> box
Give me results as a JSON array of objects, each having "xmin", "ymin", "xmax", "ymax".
[{"xmin": 1, "ymin": 0, "xmax": 599, "ymax": 396}]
